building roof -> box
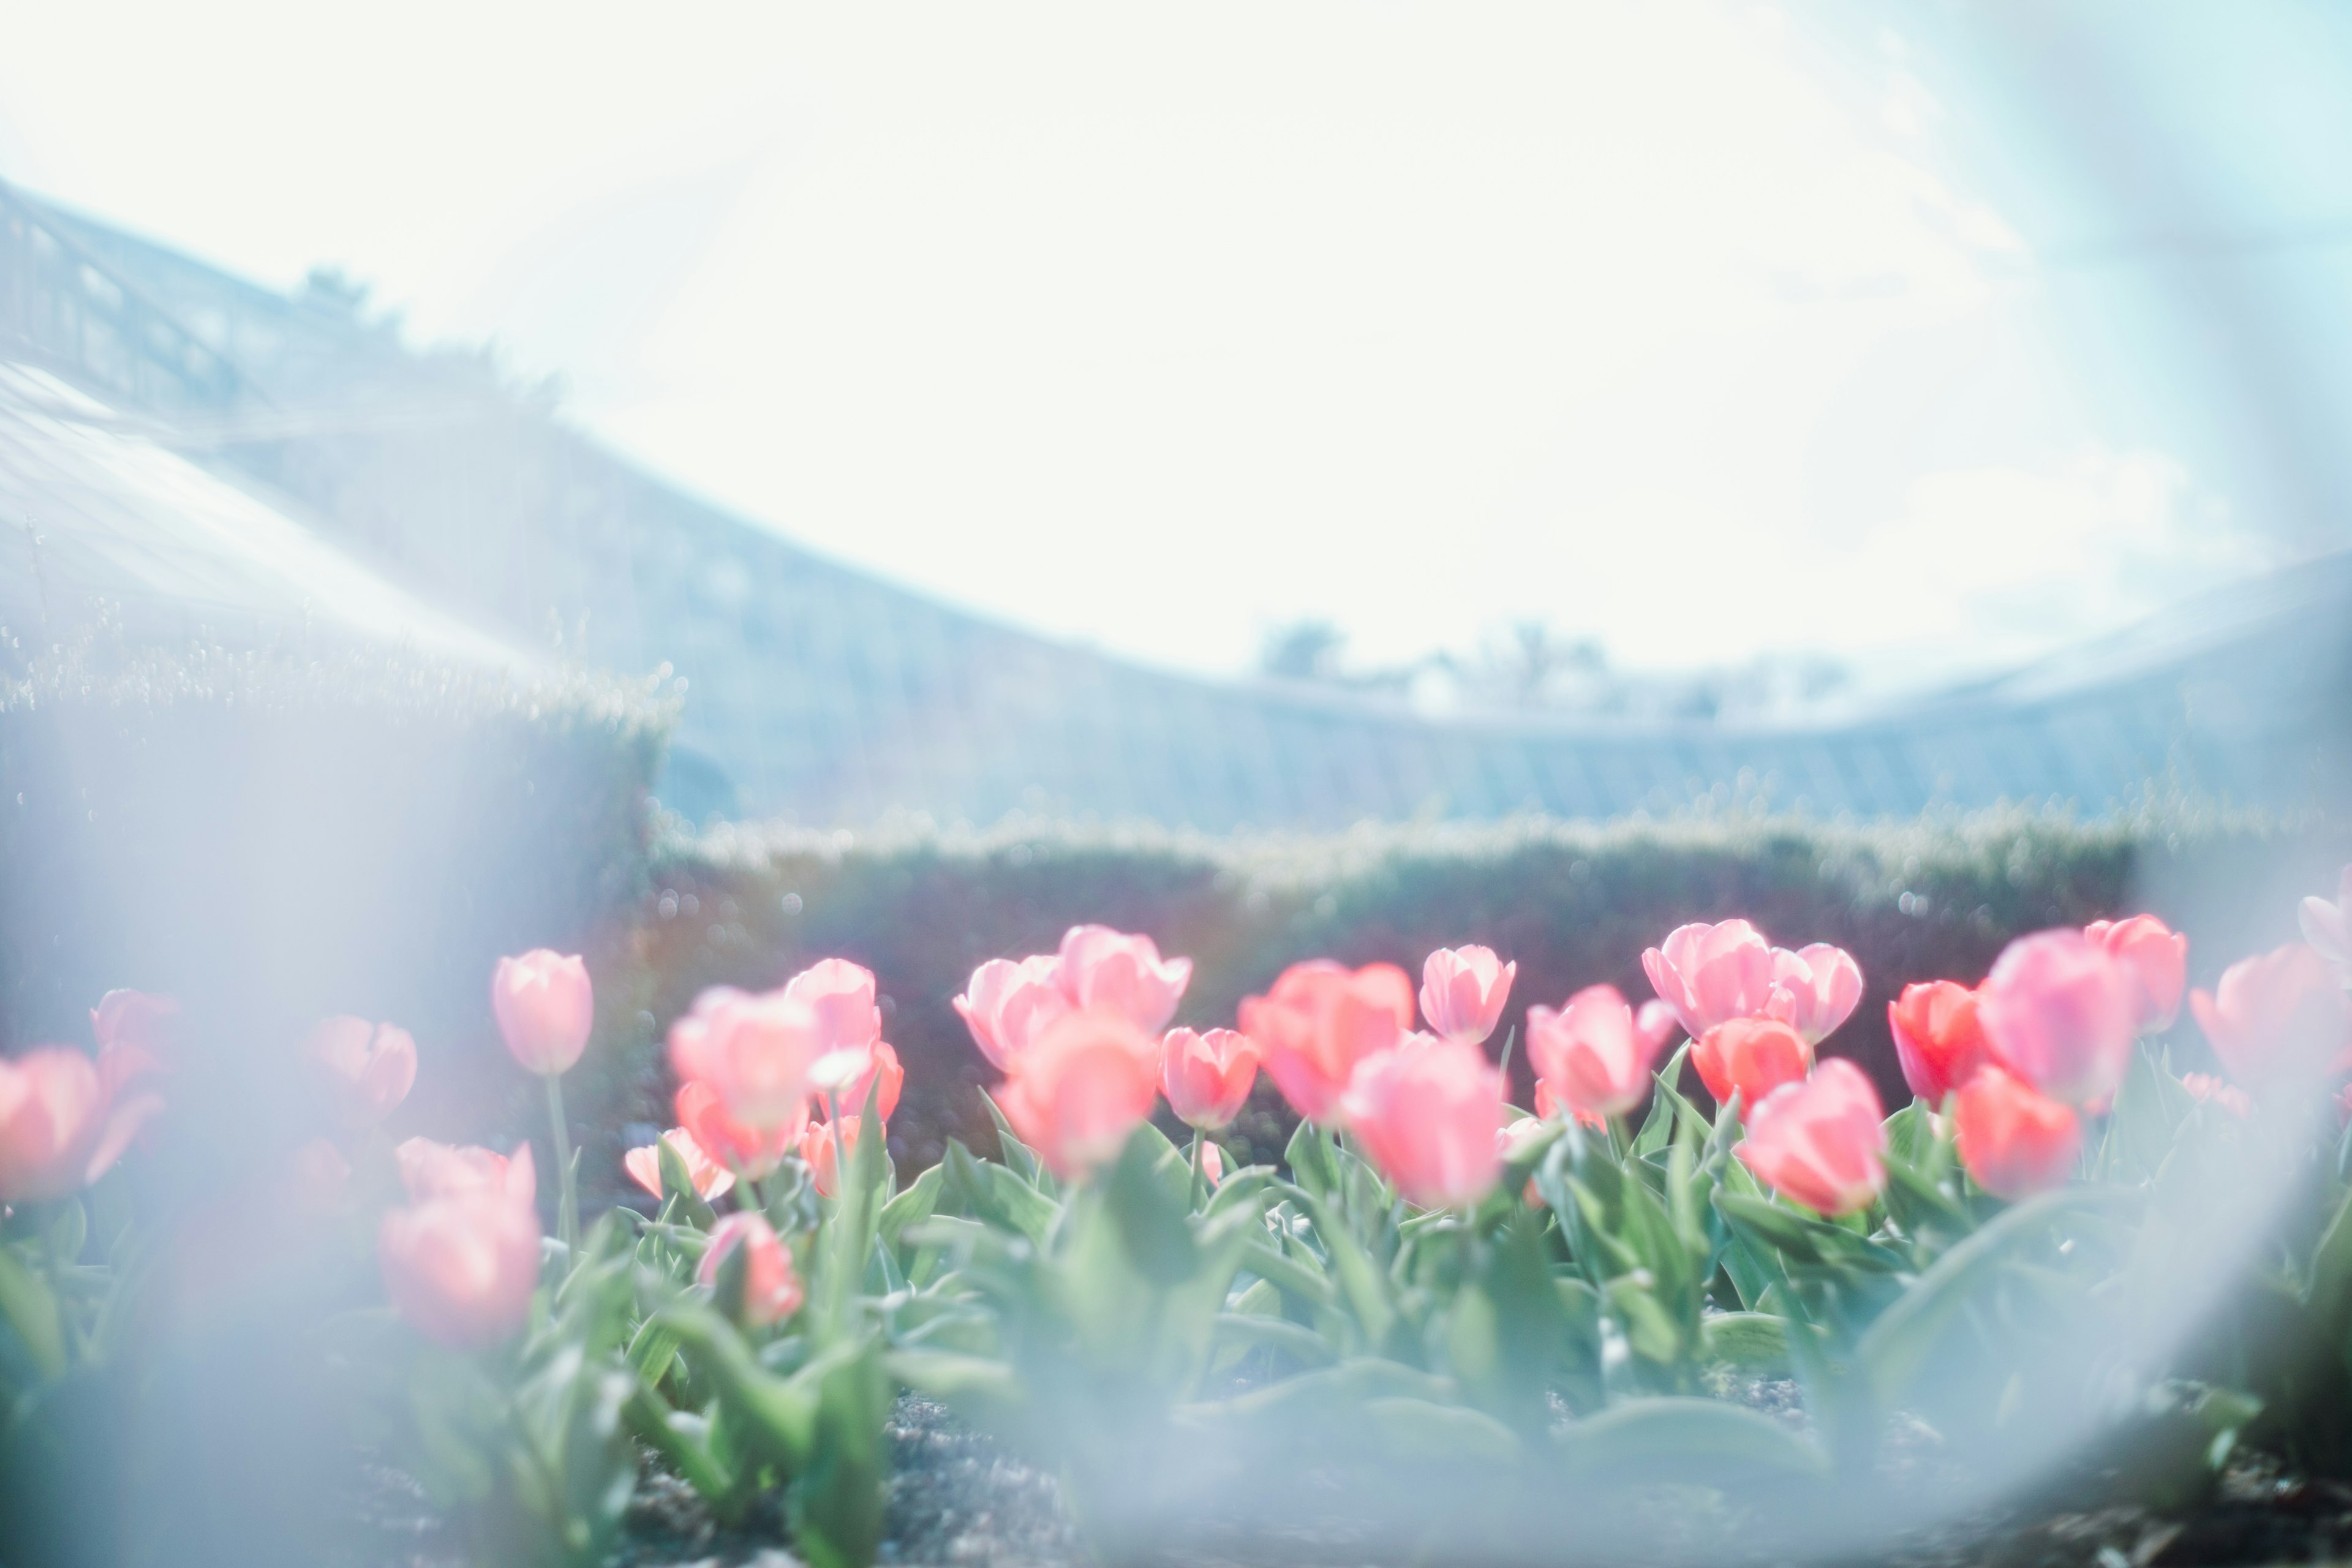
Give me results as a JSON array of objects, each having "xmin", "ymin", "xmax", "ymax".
[{"xmin": 4, "ymin": 181, "xmax": 2346, "ymax": 829}]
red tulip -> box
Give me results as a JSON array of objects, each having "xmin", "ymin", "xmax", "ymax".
[
  {"xmin": 1340, "ymin": 1033, "xmax": 1505, "ymax": 1210},
  {"xmin": 492, "ymin": 950, "xmax": 594, "ymax": 1075},
  {"xmin": 783, "ymin": 958, "xmax": 884, "ymax": 1055},
  {"xmin": 379, "ymin": 1188, "xmax": 542, "ymax": 1348},
  {"xmin": 2180, "ymin": 1072, "xmax": 2251, "ymax": 1119},
  {"xmin": 623, "ymin": 1126, "xmax": 736, "ymax": 1201},
  {"xmin": 676, "ymin": 1079, "xmax": 801, "ymax": 1180},
  {"xmin": 1057, "ymin": 925, "xmax": 1193, "ymax": 1035},
  {"xmin": 1887, "ymin": 981, "xmax": 1990, "ymax": 1105},
  {"xmin": 1239, "ymin": 960, "xmax": 1416, "ymax": 1123},
  {"xmin": 1419, "ymin": 945, "xmax": 1517, "ymax": 1045},
  {"xmin": 996, "ymin": 1008, "xmax": 1162, "ymax": 1180},
  {"xmin": 0, "ymin": 1047, "xmax": 155, "ymax": 1202},
  {"xmin": 1642, "ymin": 920, "xmax": 1776, "ymax": 1039},
  {"xmin": 799, "ymin": 1114, "xmax": 862, "ymax": 1199},
  {"xmin": 1766, "ymin": 944, "xmax": 1864, "ymax": 1043},
  {"xmin": 1161, "ymin": 1027, "xmax": 1261, "ymax": 1129},
  {"xmin": 303, "ymin": 1016, "xmax": 418, "ymax": 1126},
  {"xmin": 1736, "ymin": 1058, "xmax": 1887, "ymax": 1217},
  {"xmin": 1978, "ymin": 929, "xmax": 2136, "ymax": 1107},
  {"xmin": 1526, "ymin": 984, "xmax": 1676, "ymax": 1121},
  {"xmin": 2190, "ymin": 943, "xmax": 2352, "ymax": 1087},
  {"xmin": 953, "ymin": 956, "xmax": 1074, "ymax": 1069},
  {"xmin": 698, "ymin": 1212, "xmax": 804, "ymax": 1327},
  {"xmin": 668, "ymin": 985, "xmax": 823, "ymax": 1129},
  {"xmin": 1692, "ymin": 1017, "xmax": 1814, "ymax": 1109},
  {"xmin": 396, "ymin": 1137, "xmax": 537, "ymax": 1205},
  {"xmin": 2084, "ymin": 914, "xmax": 2188, "ymax": 1033},
  {"xmin": 2299, "ymin": 865, "xmax": 2352, "ymax": 988},
  {"xmin": 1953, "ymin": 1066, "xmax": 2081, "ymax": 1199}
]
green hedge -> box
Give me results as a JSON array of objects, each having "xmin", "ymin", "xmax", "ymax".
[
  {"xmin": 0, "ymin": 639, "xmax": 676, "ymax": 1144},
  {"xmin": 628, "ymin": 804, "xmax": 2352, "ymax": 1172}
]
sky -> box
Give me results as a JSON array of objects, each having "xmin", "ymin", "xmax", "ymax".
[{"xmin": 0, "ymin": 1, "xmax": 2332, "ymax": 692}]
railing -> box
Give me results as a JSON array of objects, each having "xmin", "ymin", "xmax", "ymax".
[{"xmin": 0, "ymin": 180, "xmax": 249, "ymax": 415}]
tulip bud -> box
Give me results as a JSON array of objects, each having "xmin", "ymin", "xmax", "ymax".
[
  {"xmin": 1239, "ymin": 960, "xmax": 1416, "ymax": 1124},
  {"xmin": 1978, "ymin": 929, "xmax": 2136, "ymax": 1107},
  {"xmin": 379, "ymin": 1190, "xmax": 542, "ymax": 1348},
  {"xmin": 1199, "ymin": 1140, "xmax": 1227, "ymax": 1188},
  {"xmin": 952, "ymin": 955, "xmax": 1074, "ymax": 1069},
  {"xmin": 1340, "ymin": 1034, "xmax": 1504, "ymax": 1211},
  {"xmin": 799, "ymin": 1114, "xmax": 861, "ymax": 1199},
  {"xmin": 1692, "ymin": 1017, "xmax": 1813, "ymax": 1109},
  {"xmin": 675, "ymin": 1079, "xmax": 801, "ymax": 1180},
  {"xmin": 1419, "ymin": 946, "xmax": 1517, "ymax": 1045},
  {"xmin": 1887, "ymin": 981, "xmax": 1990, "ymax": 1106},
  {"xmin": 2180, "ymin": 1072, "xmax": 2250, "ymax": 1119},
  {"xmin": 1953, "ymin": 1066, "xmax": 2081, "ymax": 1199},
  {"xmin": 1736, "ymin": 1058, "xmax": 1887, "ymax": 1217},
  {"xmin": 2190, "ymin": 943, "xmax": 2352, "ymax": 1088},
  {"xmin": 1057, "ymin": 925, "xmax": 1193, "ymax": 1035},
  {"xmin": 2299, "ymin": 865, "xmax": 2352, "ymax": 989},
  {"xmin": 1526, "ymin": 984, "xmax": 1676, "ymax": 1121},
  {"xmin": 698, "ymin": 1212, "xmax": 804, "ymax": 1327},
  {"xmin": 2084, "ymin": 914, "xmax": 2188, "ymax": 1033},
  {"xmin": 491, "ymin": 950, "xmax": 594, "ymax": 1076},
  {"xmin": 1642, "ymin": 920, "xmax": 1776, "ymax": 1039},
  {"xmin": 1766, "ymin": 944, "xmax": 1864, "ymax": 1044},
  {"xmin": 623, "ymin": 1126, "xmax": 736, "ymax": 1202},
  {"xmin": 396, "ymin": 1137, "xmax": 537, "ymax": 1205},
  {"xmin": 995, "ymin": 1008, "xmax": 1161, "ymax": 1180},
  {"xmin": 1161, "ymin": 1027, "xmax": 1261, "ymax": 1129},
  {"xmin": 303, "ymin": 1016, "xmax": 418, "ymax": 1126}
]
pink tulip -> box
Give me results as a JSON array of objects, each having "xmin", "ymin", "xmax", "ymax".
[
  {"xmin": 1526, "ymin": 984, "xmax": 1676, "ymax": 1121},
  {"xmin": 676, "ymin": 1079, "xmax": 801, "ymax": 1180},
  {"xmin": 492, "ymin": 949, "xmax": 595, "ymax": 1076},
  {"xmin": 668, "ymin": 986, "xmax": 823, "ymax": 1129},
  {"xmin": 91, "ymin": 989, "xmax": 178, "ymax": 1087},
  {"xmin": 2180, "ymin": 1072, "xmax": 2251, "ymax": 1119},
  {"xmin": 1953, "ymin": 1066, "xmax": 2081, "ymax": 1199},
  {"xmin": 1978, "ymin": 929, "xmax": 2137, "ymax": 1107},
  {"xmin": 1736, "ymin": 1058, "xmax": 1887, "ymax": 1217},
  {"xmin": 2084, "ymin": 914, "xmax": 2188, "ymax": 1033},
  {"xmin": 623, "ymin": 1127, "xmax": 736, "ymax": 1202},
  {"xmin": 799, "ymin": 1114, "xmax": 862, "ymax": 1199},
  {"xmin": 303, "ymin": 1016, "xmax": 418, "ymax": 1125},
  {"xmin": 1199, "ymin": 1140, "xmax": 1226, "ymax": 1188},
  {"xmin": 783, "ymin": 958, "xmax": 884, "ymax": 1054},
  {"xmin": 953, "ymin": 956, "xmax": 1075, "ymax": 1069},
  {"xmin": 379, "ymin": 1188, "xmax": 543, "ymax": 1348},
  {"xmin": 1887, "ymin": 981, "xmax": 1990, "ymax": 1106},
  {"xmin": 1057, "ymin": 925, "xmax": 1194, "ymax": 1035},
  {"xmin": 0, "ymin": 1048, "xmax": 154, "ymax": 1203},
  {"xmin": 1692, "ymin": 1017, "xmax": 1814, "ymax": 1110},
  {"xmin": 1161, "ymin": 1027, "xmax": 1261, "ymax": 1129},
  {"xmin": 1419, "ymin": 946, "xmax": 1517, "ymax": 1045},
  {"xmin": 1340, "ymin": 1034, "xmax": 1504, "ymax": 1210},
  {"xmin": 2190, "ymin": 943, "xmax": 2352, "ymax": 1087},
  {"xmin": 396, "ymin": 1137, "xmax": 537, "ymax": 1205},
  {"xmin": 1239, "ymin": 960, "xmax": 1417, "ymax": 1124},
  {"xmin": 1766, "ymin": 944, "xmax": 1864, "ymax": 1043},
  {"xmin": 1534, "ymin": 1078, "xmax": 1604, "ymax": 1131},
  {"xmin": 1643, "ymin": 920, "xmax": 1777, "ymax": 1039},
  {"xmin": 2299, "ymin": 865, "xmax": 2352, "ymax": 988},
  {"xmin": 995, "ymin": 1008, "xmax": 1162, "ymax": 1180},
  {"xmin": 832, "ymin": 1039, "xmax": 903, "ymax": 1122},
  {"xmin": 698, "ymin": 1212, "xmax": 804, "ymax": 1327}
]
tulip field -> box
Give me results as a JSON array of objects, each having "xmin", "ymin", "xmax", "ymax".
[{"xmin": 7, "ymin": 872, "xmax": 2352, "ymax": 1566}]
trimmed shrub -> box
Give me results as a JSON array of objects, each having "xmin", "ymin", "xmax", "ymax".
[
  {"xmin": 633, "ymin": 805, "xmax": 2352, "ymax": 1172},
  {"xmin": 0, "ymin": 638, "xmax": 676, "ymax": 1142}
]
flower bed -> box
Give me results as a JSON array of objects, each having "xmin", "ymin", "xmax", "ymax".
[{"xmin": 9, "ymin": 857, "xmax": 2352, "ymax": 1564}]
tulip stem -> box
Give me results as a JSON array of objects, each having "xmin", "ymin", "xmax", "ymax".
[
  {"xmin": 545, "ymin": 1072, "xmax": 579, "ymax": 1261},
  {"xmin": 1188, "ymin": 1130, "xmax": 1205, "ymax": 1211}
]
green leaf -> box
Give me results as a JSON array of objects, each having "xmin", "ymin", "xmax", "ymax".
[
  {"xmin": 884, "ymin": 1348, "xmax": 1025, "ymax": 1417},
  {"xmin": 1101, "ymin": 1129, "xmax": 1199, "ymax": 1287},
  {"xmin": 1713, "ymin": 1191, "xmax": 1905, "ymax": 1272},
  {"xmin": 1362, "ymin": 1396, "xmax": 1521, "ymax": 1463},
  {"xmin": 1209, "ymin": 1311, "xmax": 1338, "ymax": 1368},
  {"xmin": 1284, "ymin": 1118, "xmax": 1340, "ymax": 1202},
  {"xmin": 878, "ymin": 1164, "xmax": 944, "ymax": 1261},
  {"xmin": 979, "ymin": 1088, "xmax": 1046, "ymax": 1188},
  {"xmin": 785, "ymin": 1335, "xmax": 890, "ymax": 1568},
  {"xmin": 1701, "ymin": 1311, "xmax": 1790, "ymax": 1374},
  {"xmin": 1857, "ymin": 1187, "xmax": 2139, "ymax": 1406},
  {"xmin": 1240, "ymin": 1240, "xmax": 1335, "ymax": 1311},
  {"xmin": 1556, "ymin": 1396, "xmax": 1829, "ymax": 1479},
  {"xmin": 1630, "ymin": 1042, "xmax": 1694, "ymax": 1159},
  {"xmin": 658, "ymin": 1139, "xmax": 718, "ymax": 1231},
  {"xmin": 1272, "ymin": 1180, "xmax": 1395, "ymax": 1349},
  {"xmin": 0, "ymin": 1247, "xmax": 64, "ymax": 1378}
]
